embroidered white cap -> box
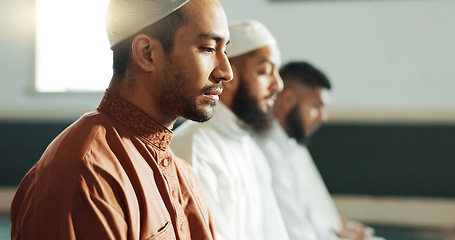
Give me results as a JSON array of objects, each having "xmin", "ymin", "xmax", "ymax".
[
  {"xmin": 106, "ymin": 0, "xmax": 190, "ymax": 49},
  {"xmin": 226, "ymin": 19, "xmax": 277, "ymax": 58}
]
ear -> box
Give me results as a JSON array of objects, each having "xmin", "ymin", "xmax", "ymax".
[{"xmin": 131, "ymin": 34, "xmax": 164, "ymax": 73}]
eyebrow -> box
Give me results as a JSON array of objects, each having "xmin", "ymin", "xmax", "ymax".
[
  {"xmin": 259, "ymin": 58, "xmax": 278, "ymax": 66},
  {"xmin": 198, "ymin": 33, "xmax": 230, "ymax": 45}
]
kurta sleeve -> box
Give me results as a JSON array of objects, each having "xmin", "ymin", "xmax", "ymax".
[{"xmin": 71, "ymin": 162, "xmax": 130, "ymax": 240}]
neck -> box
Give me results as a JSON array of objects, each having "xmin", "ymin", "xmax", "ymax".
[{"xmin": 108, "ymin": 74, "xmax": 177, "ymax": 129}]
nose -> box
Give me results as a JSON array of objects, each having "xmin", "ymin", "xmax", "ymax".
[
  {"xmin": 212, "ymin": 52, "xmax": 233, "ymax": 83},
  {"xmin": 269, "ymin": 69, "xmax": 284, "ymax": 93}
]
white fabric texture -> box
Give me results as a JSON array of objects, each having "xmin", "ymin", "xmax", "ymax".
[
  {"xmin": 170, "ymin": 103, "xmax": 289, "ymax": 240},
  {"xmin": 254, "ymin": 120, "xmax": 341, "ymax": 240},
  {"xmin": 226, "ymin": 19, "xmax": 277, "ymax": 58},
  {"xmin": 106, "ymin": 0, "xmax": 190, "ymax": 48}
]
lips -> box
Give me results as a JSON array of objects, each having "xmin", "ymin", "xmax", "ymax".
[
  {"xmin": 203, "ymin": 88, "xmax": 223, "ymax": 102},
  {"xmin": 265, "ymin": 93, "xmax": 277, "ymax": 101},
  {"xmin": 268, "ymin": 94, "xmax": 277, "ymax": 101},
  {"xmin": 262, "ymin": 93, "xmax": 278, "ymax": 108},
  {"xmin": 205, "ymin": 88, "xmax": 223, "ymax": 96}
]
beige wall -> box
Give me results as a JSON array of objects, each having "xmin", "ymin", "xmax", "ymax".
[
  {"xmin": 220, "ymin": 0, "xmax": 455, "ymax": 112},
  {"xmin": 1, "ymin": 0, "xmax": 455, "ymax": 121}
]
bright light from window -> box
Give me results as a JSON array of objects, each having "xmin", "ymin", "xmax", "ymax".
[{"xmin": 36, "ymin": 0, "xmax": 112, "ymax": 92}]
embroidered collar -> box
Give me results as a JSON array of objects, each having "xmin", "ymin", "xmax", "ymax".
[{"xmin": 97, "ymin": 90, "xmax": 173, "ymax": 150}]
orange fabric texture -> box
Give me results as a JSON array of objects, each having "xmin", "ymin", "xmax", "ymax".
[{"xmin": 11, "ymin": 90, "xmax": 215, "ymax": 240}]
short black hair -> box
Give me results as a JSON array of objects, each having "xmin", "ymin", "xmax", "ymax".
[
  {"xmin": 279, "ymin": 61, "xmax": 331, "ymax": 90},
  {"xmin": 111, "ymin": 8, "xmax": 187, "ymax": 75}
]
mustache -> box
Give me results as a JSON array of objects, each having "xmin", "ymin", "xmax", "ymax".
[{"xmin": 201, "ymin": 82, "xmax": 223, "ymax": 94}]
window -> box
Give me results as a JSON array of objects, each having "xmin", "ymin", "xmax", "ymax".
[{"xmin": 35, "ymin": 0, "xmax": 112, "ymax": 92}]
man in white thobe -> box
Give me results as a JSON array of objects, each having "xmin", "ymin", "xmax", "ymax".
[
  {"xmin": 254, "ymin": 61, "xmax": 377, "ymax": 240},
  {"xmin": 170, "ymin": 20, "xmax": 289, "ymax": 240}
]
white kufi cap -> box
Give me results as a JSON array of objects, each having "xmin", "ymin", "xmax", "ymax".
[
  {"xmin": 106, "ymin": 0, "xmax": 190, "ymax": 49},
  {"xmin": 226, "ymin": 20, "xmax": 277, "ymax": 58}
]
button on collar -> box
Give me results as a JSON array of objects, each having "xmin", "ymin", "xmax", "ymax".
[{"xmin": 162, "ymin": 158, "xmax": 169, "ymax": 167}]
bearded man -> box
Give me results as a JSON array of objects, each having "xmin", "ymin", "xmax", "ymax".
[
  {"xmin": 254, "ymin": 61, "xmax": 378, "ymax": 240},
  {"xmin": 170, "ymin": 20, "xmax": 289, "ymax": 240},
  {"xmin": 11, "ymin": 0, "xmax": 232, "ymax": 239}
]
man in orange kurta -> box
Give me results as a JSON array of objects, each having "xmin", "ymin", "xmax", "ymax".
[{"xmin": 10, "ymin": 0, "xmax": 233, "ymax": 239}]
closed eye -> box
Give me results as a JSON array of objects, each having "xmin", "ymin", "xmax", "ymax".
[
  {"xmin": 199, "ymin": 47, "xmax": 216, "ymax": 54},
  {"xmin": 258, "ymin": 66, "xmax": 273, "ymax": 76}
]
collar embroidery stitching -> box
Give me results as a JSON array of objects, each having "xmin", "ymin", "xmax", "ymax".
[{"xmin": 97, "ymin": 90, "xmax": 173, "ymax": 150}]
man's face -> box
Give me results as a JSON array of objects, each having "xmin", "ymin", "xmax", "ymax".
[
  {"xmin": 287, "ymin": 86, "xmax": 329, "ymax": 144},
  {"xmin": 232, "ymin": 44, "xmax": 283, "ymax": 134},
  {"xmin": 157, "ymin": 0, "xmax": 233, "ymax": 122}
]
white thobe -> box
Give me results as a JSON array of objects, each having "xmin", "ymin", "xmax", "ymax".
[
  {"xmin": 170, "ymin": 103, "xmax": 289, "ymax": 240},
  {"xmin": 254, "ymin": 120, "xmax": 341, "ymax": 240}
]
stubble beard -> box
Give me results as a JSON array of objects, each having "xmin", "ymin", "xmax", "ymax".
[{"xmin": 159, "ymin": 59, "xmax": 215, "ymax": 123}]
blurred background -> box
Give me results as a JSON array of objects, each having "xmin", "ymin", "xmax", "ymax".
[{"xmin": 1, "ymin": 0, "xmax": 454, "ymax": 239}]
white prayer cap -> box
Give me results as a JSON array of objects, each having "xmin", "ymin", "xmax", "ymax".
[
  {"xmin": 106, "ymin": 0, "xmax": 190, "ymax": 49},
  {"xmin": 226, "ymin": 20, "xmax": 277, "ymax": 58}
]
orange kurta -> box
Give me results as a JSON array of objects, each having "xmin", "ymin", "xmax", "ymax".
[{"xmin": 11, "ymin": 90, "xmax": 215, "ymax": 240}]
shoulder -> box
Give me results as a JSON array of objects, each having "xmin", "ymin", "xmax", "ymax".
[
  {"xmin": 253, "ymin": 132, "xmax": 280, "ymax": 153},
  {"xmin": 252, "ymin": 134, "xmax": 290, "ymax": 172},
  {"xmin": 31, "ymin": 110, "xmax": 126, "ymax": 190},
  {"xmin": 41, "ymin": 110, "xmax": 110, "ymax": 164},
  {"xmin": 171, "ymin": 120, "xmax": 221, "ymax": 159}
]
